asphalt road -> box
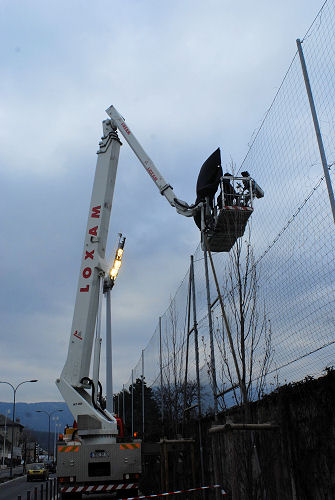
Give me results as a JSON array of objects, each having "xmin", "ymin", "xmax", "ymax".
[{"xmin": 0, "ymin": 474, "xmax": 57, "ymax": 500}]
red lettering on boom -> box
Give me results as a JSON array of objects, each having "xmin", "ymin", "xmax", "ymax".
[
  {"xmin": 83, "ymin": 267, "xmax": 92, "ymax": 279},
  {"xmin": 74, "ymin": 330, "xmax": 83, "ymax": 340},
  {"xmin": 147, "ymin": 168, "xmax": 158, "ymax": 182},
  {"xmin": 85, "ymin": 250, "xmax": 94, "ymax": 260},
  {"xmin": 91, "ymin": 206, "xmax": 101, "ymax": 218},
  {"xmin": 80, "ymin": 285, "xmax": 90, "ymax": 292},
  {"xmin": 121, "ymin": 122, "xmax": 131, "ymax": 135},
  {"xmin": 89, "ymin": 226, "xmax": 98, "ymax": 236}
]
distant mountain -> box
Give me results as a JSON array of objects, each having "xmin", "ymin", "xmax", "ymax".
[{"xmin": 0, "ymin": 402, "xmax": 73, "ymax": 433}]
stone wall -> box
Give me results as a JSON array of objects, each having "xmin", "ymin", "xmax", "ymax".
[{"xmin": 187, "ymin": 370, "xmax": 335, "ymax": 499}]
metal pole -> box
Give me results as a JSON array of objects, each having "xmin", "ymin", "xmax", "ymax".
[
  {"xmin": 0, "ymin": 381, "xmax": 37, "ymax": 476},
  {"xmin": 204, "ymin": 249, "xmax": 218, "ymax": 416},
  {"xmin": 190, "ymin": 256, "xmax": 202, "ymax": 418},
  {"xmin": 131, "ymin": 369, "xmax": 134, "ymax": 437},
  {"xmin": 159, "ymin": 317, "xmax": 164, "ymax": 425},
  {"xmin": 106, "ymin": 289, "xmax": 113, "ymax": 413},
  {"xmin": 47, "ymin": 415, "xmax": 50, "ymax": 462},
  {"xmin": 142, "ymin": 350, "xmax": 145, "ymax": 438},
  {"xmin": 122, "ymin": 384, "xmax": 125, "ymax": 424},
  {"xmin": 2, "ymin": 411, "xmax": 8, "ymax": 467},
  {"xmin": 190, "ymin": 255, "xmax": 205, "ymax": 488},
  {"xmin": 203, "ymin": 234, "xmax": 248, "ymax": 404},
  {"xmin": 297, "ymin": 38, "xmax": 335, "ymax": 223},
  {"xmin": 182, "ymin": 263, "xmax": 192, "ymax": 431},
  {"xmin": 10, "ymin": 388, "xmax": 16, "ymax": 478},
  {"xmin": 53, "ymin": 421, "xmax": 59, "ymax": 462},
  {"xmin": 54, "ymin": 424, "xmax": 56, "ymax": 461}
]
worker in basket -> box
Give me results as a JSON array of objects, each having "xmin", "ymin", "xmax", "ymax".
[{"xmin": 217, "ymin": 172, "xmax": 238, "ymax": 208}]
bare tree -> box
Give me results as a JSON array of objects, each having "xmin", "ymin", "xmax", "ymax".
[
  {"xmin": 160, "ymin": 297, "xmax": 189, "ymax": 435},
  {"xmin": 209, "ymin": 231, "xmax": 274, "ymax": 407}
]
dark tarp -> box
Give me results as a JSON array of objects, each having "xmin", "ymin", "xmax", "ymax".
[{"xmin": 195, "ymin": 148, "xmax": 222, "ymax": 204}]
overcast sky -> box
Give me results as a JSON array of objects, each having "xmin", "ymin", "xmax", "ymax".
[{"xmin": 0, "ymin": 0, "xmax": 323, "ymax": 404}]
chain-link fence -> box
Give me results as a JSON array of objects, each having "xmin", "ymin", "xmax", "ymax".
[{"xmin": 118, "ymin": 0, "xmax": 335, "ymax": 424}]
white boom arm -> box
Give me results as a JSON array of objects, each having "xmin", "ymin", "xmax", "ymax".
[
  {"xmin": 57, "ymin": 107, "xmax": 194, "ymax": 435},
  {"xmin": 56, "ymin": 120, "xmax": 120, "ymax": 435},
  {"xmin": 106, "ymin": 105, "xmax": 195, "ymax": 217}
]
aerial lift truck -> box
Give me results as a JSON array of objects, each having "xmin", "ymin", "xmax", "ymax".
[
  {"xmin": 56, "ymin": 106, "xmax": 263, "ymax": 499},
  {"xmin": 55, "ymin": 108, "xmax": 196, "ymax": 499}
]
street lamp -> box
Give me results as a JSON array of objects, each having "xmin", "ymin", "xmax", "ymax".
[
  {"xmin": 2, "ymin": 409, "xmax": 10, "ymax": 467},
  {"xmin": 35, "ymin": 409, "xmax": 63, "ymax": 462},
  {"xmin": 53, "ymin": 420, "xmax": 61, "ymax": 462},
  {"xmin": 0, "ymin": 379, "xmax": 38, "ymax": 477}
]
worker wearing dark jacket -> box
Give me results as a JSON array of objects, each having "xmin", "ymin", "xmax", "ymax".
[{"xmin": 217, "ymin": 173, "xmax": 237, "ymax": 208}]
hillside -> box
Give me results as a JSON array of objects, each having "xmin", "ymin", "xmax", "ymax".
[{"xmin": 0, "ymin": 401, "xmax": 73, "ymax": 433}]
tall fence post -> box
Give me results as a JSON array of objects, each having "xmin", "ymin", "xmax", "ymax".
[
  {"xmin": 203, "ymin": 234, "xmax": 248, "ymax": 405},
  {"xmin": 190, "ymin": 255, "xmax": 205, "ymax": 488},
  {"xmin": 122, "ymin": 384, "xmax": 126, "ymax": 424},
  {"xmin": 159, "ymin": 316, "xmax": 164, "ymax": 428},
  {"xmin": 131, "ymin": 369, "xmax": 134, "ymax": 437},
  {"xmin": 182, "ymin": 264, "xmax": 192, "ymax": 432},
  {"xmin": 296, "ymin": 38, "xmax": 335, "ymax": 223},
  {"xmin": 204, "ymin": 249, "xmax": 218, "ymax": 416},
  {"xmin": 142, "ymin": 349, "xmax": 145, "ymax": 438}
]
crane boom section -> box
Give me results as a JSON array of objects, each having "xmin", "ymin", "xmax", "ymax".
[
  {"xmin": 61, "ymin": 123, "xmax": 121, "ymax": 388},
  {"xmin": 106, "ymin": 105, "xmax": 182, "ymax": 210}
]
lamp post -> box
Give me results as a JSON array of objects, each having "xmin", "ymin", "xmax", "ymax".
[
  {"xmin": 53, "ymin": 421, "xmax": 61, "ymax": 462},
  {"xmin": 2, "ymin": 409, "xmax": 10, "ymax": 467},
  {"xmin": 35, "ymin": 409, "xmax": 63, "ymax": 462},
  {"xmin": 0, "ymin": 379, "xmax": 38, "ymax": 477},
  {"xmin": 52, "ymin": 416, "xmax": 60, "ymax": 461}
]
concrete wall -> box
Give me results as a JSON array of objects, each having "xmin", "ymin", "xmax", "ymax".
[{"xmin": 193, "ymin": 370, "xmax": 335, "ymax": 499}]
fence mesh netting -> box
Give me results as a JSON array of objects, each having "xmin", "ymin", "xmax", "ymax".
[{"xmin": 119, "ymin": 1, "xmax": 335, "ymax": 415}]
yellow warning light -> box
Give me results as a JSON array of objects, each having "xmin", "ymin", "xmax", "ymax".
[
  {"xmin": 110, "ymin": 268, "xmax": 118, "ymax": 279},
  {"xmin": 117, "ymin": 248, "xmax": 123, "ymax": 258}
]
